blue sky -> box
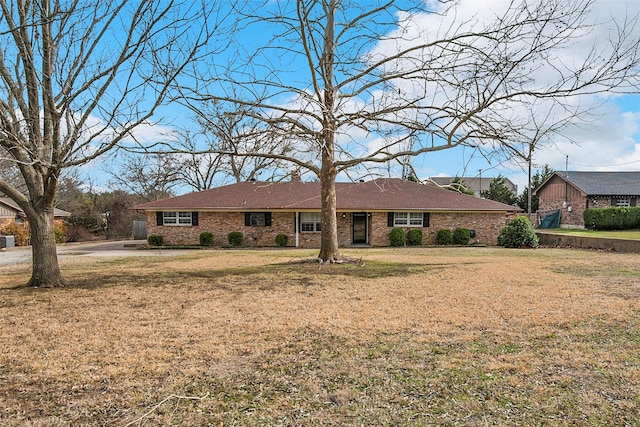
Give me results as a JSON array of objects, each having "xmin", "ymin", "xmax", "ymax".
[{"xmin": 81, "ymin": 0, "xmax": 640, "ymax": 196}]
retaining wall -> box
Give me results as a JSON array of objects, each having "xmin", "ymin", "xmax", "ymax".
[{"xmin": 536, "ymin": 231, "xmax": 640, "ymax": 254}]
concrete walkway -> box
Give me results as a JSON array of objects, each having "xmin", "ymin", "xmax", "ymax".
[{"xmin": 0, "ymin": 240, "xmax": 195, "ymax": 268}]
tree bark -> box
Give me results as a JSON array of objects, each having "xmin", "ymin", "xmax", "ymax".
[
  {"xmin": 317, "ymin": 0, "xmax": 339, "ymax": 263},
  {"xmin": 318, "ymin": 153, "xmax": 339, "ymax": 262},
  {"xmin": 26, "ymin": 207, "xmax": 65, "ymax": 288}
]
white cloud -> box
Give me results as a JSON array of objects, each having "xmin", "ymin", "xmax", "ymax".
[{"xmin": 379, "ymin": 0, "xmax": 640, "ymax": 189}]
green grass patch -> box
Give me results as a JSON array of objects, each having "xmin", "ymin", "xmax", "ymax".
[{"xmin": 540, "ymin": 228, "xmax": 640, "ymax": 240}]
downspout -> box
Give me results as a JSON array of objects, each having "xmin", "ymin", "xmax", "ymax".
[{"xmin": 295, "ymin": 211, "xmax": 300, "ymax": 247}]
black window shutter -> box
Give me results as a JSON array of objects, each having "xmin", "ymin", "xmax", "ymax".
[
  {"xmin": 156, "ymin": 212, "xmax": 163, "ymax": 226},
  {"xmin": 387, "ymin": 212, "xmax": 394, "ymax": 227},
  {"xmin": 631, "ymin": 198, "xmax": 637, "ymax": 207},
  {"xmin": 244, "ymin": 213, "xmax": 251, "ymax": 226},
  {"xmin": 423, "ymin": 213, "xmax": 430, "ymax": 227},
  {"xmin": 265, "ymin": 212, "xmax": 272, "ymax": 226},
  {"xmin": 611, "ymin": 197, "xmax": 616, "ymax": 207},
  {"xmin": 192, "ymin": 212, "xmax": 199, "ymax": 226},
  {"xmin": 294, "ymin": 213, "xmax": 297, "ymax": 232}
]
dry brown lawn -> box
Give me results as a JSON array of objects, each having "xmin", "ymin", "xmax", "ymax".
[{"xmin": 0, "ymin": 246, "xmax": 639, "ymax": 426}]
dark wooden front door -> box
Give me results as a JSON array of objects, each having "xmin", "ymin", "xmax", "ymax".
[{"xmin": 352, "ymin": 213, "xmax": 367, "ymax": 244}]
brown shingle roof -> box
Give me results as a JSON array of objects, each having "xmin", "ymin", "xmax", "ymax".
[{"xmin": 132, "ymin": 178, "xmax": 519, "ymax": 212}]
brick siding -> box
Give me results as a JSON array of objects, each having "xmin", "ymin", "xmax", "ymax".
[{"xmin": 146, "ymin": 210, "xmax": 512, "ymax": 247}]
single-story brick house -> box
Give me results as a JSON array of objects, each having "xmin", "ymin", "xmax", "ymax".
[
  {"xmin": 534, "ymin": 171, "xmax": 640, "ymax": 228},
  {"xmin": 132, "ymin": 178, "xmax": 521, "ymax": 247}
]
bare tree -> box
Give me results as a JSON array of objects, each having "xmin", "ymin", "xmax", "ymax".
[
  {"xmin": 179, "ymin": 0, "xmax": 639, "ymax": 262},
  {"xmin": 474, "ymin": 98, "xmax": 585, "ymax": 215},
  {"xmin": 172, "ymin": 130, "xmax": 225, "ymax": 191},
  {"xmin": 0, "ymin": 1, "xmax": 229, "ymax": 287},
  {"xmin": 106, "ymin": 152, "xmax": 181, "ymax": 202},
  {"xmin": 187, "ymin": 100, "xmax": 296, "ymax": 185}
]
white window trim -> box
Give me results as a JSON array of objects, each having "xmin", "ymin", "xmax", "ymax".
[
  {"xmin": 394, "ymin": 212, "xmax": 423, "ymax": 227},
  {"xmin": 300, "ymin": 212, "xmax": 322, "ymax": 233},
  {"xmin": 615, "ymin": 197, "xmax": 631, "ymax": 207},
  {"xmin": 163, "ymin": 211, "xmax": 192, "ymax": 226}
]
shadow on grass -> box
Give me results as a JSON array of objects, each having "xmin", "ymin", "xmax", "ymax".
[{"xmin": 6, "ymin": 259, "xmax": 453, "ymax": 291}]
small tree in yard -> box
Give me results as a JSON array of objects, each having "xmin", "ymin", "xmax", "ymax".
[{"xmin": 498, "ymin": 217, "xmax": 539, "ymax": 248}]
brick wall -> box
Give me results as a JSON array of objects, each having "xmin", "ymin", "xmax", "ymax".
[
  {"xmin": 146, "ymin": 210, "xmax": 513, "ymax": 247},
  {"xmin": 370, "ymin": 211, "xmax": 510, "ymax": 246}
]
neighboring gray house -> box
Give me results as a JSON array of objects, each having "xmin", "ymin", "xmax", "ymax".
[
  {"xmin": 534, "ymin": 171, "xmax": 640, "ymax": 228},
  {"xmin": 0, "ymin": 197, "xmax": 71, "ymax": 226},
  {"xmin": 428, "ymin": 176, "xmax": 518, "ymax": 197}
]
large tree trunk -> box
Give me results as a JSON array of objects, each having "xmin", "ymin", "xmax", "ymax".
[
  {"xmin": 317, "ymin": 0, "xmax": 339, "ymax": 263},
  {"xmin": 26, "ymin": 208, "xmax": 65, "ymax": 288},
  {"xmin": 318, "ymin": 163, "xmax": 339, "ymax": 262}
]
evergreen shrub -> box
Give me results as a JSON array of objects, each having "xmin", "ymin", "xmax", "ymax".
[
  {"xmin": 228, "ymin": 231, "xmax": 243, "ymax": 247},
  {"xmin": 199, "ymin": 231, "xmax": 214, "ymax": 246},
  {"xmin": 497, "ymin": 216, "xmax": 538, "ymax": 248},
  {"xmin": 275, "ymin": 233, "xmax": 288, "ymax": 247},
  {"xmin": 389, "ymin": 227, "xmax": 406, "ymax": 247},
  {"xmin": 436, "ymin": 229, "xmax": 452, "ymax": 245},
  {"xmin": 406, "ymin": 228, "xmax": 423, "ymax": 246},
  {"xmin": 583, "ymin": 207, "xmax": 640, "ymax": 230},
  {"xmin": 452, "ymin": 227, "xmax": 471, "ymax": 245},
  {"xmin": 147, "ymin": 234, "xmax": 163, "ymax": 246}
]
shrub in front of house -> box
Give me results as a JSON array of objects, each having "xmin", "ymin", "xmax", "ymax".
[
  {"xmin": 54, "ymin": 220, "xmax": 67, "ymax": 243},
  {"xmin": 0, "ymin": 220, "xmax": 29, "ymax": 246},
  {"xmin": 275, "ymin": 233, "xmax": 288, "ymax": 247},
  {"xmin": 497, "ymin": 216, "xmax": 538, "ymax": 248},
  {"xmin": 583, "ymin": 207, "xmax": 640, "ymax": 230},
  {"xmin": 452, "ymin": 227, "xmax": 471, "ymax": 245},
  {"xmin": 406, "ymin": 228, "xmax": 423, "ymax": 246},
  {"xmin": 436, "ymin": 229, "xmax": 452, "ymax": 245},
  {"xmin": 147, "ymin": 234, "xmax": 163, "ymax": 246},
  {"xmin": 389, "ymin": 227, "xmax": 406, "ymax": 247},
  {"xmin": 228, "ymin": 231, "xmax": 243, "ymax": 247},
  {"xmin": 199, "ymin": 232, "xmax": 214, "ymax": 246}
]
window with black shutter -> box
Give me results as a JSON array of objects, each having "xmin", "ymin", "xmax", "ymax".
[{"xmin": 244, "ymin": 212, "xmax": 272, "ymax": 227}]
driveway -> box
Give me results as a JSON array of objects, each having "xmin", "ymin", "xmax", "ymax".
[{"xmin": 0, "ymin": 240, "xmax": 194, "ymax": 268}]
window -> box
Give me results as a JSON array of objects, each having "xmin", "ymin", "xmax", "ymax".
[
  {"xmin": 244, "ymin": 212, "xmax": 272, "ymax": 227},
  {"xmin": 161, "ymin": 211, "xmax": 193, "ymax": 226},
  {"xmin": 614, "ymin": 197, "xmax": 631, "ymax": 207},
  {"xmin": 388, "ymin": 212, "xmax": 429, "ymax": 227},
  {"xmin": 300, "ymin": 212, "xmax": 322, "ymax": 232}
]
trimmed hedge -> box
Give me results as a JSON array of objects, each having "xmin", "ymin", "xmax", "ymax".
[
  {"xmin": 406, "ymin": 228, "xmax": 423, "ymax": 246},
  {"xmin": 275, "ymin": 233, "xmax": 288, "ymax": 247},
  {"xmin": 199, "ymin": 231, "xmax": 214, "ymax": 246},
  {"xmin": 228, "ymin": 231, "xmax": 243, "ymax": 247},
  {"xmin": 436, "ymin": 229, "xmax": 452, "ymax": 245},
  {"xmin": 147, "ymin": 234, "xmax": 163, "ymax": 246},
  {"xmin": 584, "ymin": 207, "xmax": 640, "ymax": 230},
  {"xmin": 389, "ymin": 227, "xmax": 406, "ymax": 247},
  {"xmin": 452, "ymin": 227, "xmax": 471, "ymax": 245}
]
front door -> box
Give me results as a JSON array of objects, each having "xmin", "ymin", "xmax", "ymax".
[{"xmin": 352, "ymin": 213, "xmax": 367, "ymax": 244}]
